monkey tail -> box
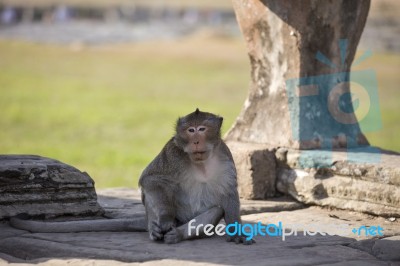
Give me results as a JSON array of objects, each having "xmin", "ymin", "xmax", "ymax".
[{"xmin": 10, "ymin": 215, "xmax": 147, "ymax": 233}]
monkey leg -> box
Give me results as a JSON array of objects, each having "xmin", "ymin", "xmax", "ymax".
[
  {"xmin": 142, "ymin": 185, "xmax": 177, "ymax": 241},
  {"xmin": 164, "ymin": 206, "xmax": 224, "ymax": 244}
]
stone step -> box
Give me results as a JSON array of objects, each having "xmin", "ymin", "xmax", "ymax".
[
  {"xmin": 276, "ymin": 149, "xmax": 400, "ymax": 217},
  {"xmin": 227, "ymin": 141, "xmax": 400, "ymax": 217}
]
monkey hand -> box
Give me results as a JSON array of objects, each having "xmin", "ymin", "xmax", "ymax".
[
  {"xmin": 149, "ymin": 220, "xmax": 176, "ymax": 241},
  {"xmin": 164, "ymin": 226, "xmax": 183, "ymax": 244},
  {"xmin": 226, "ymin": 235, "xmax": 256, "ymax": 245}
]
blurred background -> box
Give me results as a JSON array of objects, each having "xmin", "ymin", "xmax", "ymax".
[{"xmin": 0, "ymin": 0, "xmax": 399, "ymax": 188}]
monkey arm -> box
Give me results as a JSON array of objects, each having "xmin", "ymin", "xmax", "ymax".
[
  {"xmin": 220, "ymin": 190, "xmax": 241, "ymax": 225},
  {"xmin": 215, "ymin": 142, "xmax": 241, "ymax": 226},
  {"xmin": 10, "ymin": 216, "xmax": 147, "ymax": 233},
  {"xmin": 220, "ymin": 191, "xmax": 255, "ymax": 245}
]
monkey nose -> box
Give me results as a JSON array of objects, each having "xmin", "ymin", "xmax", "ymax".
[{"xmin": 193, "ymin": 141, "xmax": 200, "ymax": 145}]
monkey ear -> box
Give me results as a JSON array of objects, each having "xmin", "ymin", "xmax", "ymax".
[
  {"xmin": 218, "ymin": 117, "xmax": 223, "ymax": 128},
  {"xmin": 176, "ymin": 116, "xmax": 188, "ymax": 129},
  {"xmin": 176, "ymin": 117, "xmax": 183, "ymax": 129}
]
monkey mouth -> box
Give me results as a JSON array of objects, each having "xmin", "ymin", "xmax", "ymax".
[{"xmin": 191, "ymin": 151, "xmax": 208, "ymax": 161}]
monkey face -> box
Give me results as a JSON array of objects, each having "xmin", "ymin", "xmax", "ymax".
[
  {"xmin": 184, "ymin": 125, "xmax": 213, "ymax": 162},
  {"xmin": 174, "ymin": 109, "xmax": 223, "ymax": 163}
]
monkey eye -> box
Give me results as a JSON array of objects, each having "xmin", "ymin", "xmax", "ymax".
[
  {"xmin": 188, "ymin": 127, "xmax": 195, "ymax": 133},
  {"xmin": 198, "ymin": 127, "xmax": 206, "ymax": 132}
]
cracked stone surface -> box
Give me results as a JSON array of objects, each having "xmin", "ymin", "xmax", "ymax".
[
  {"xmin": 226, "ymin": 0, "xmax": 370, "ymax": 149},
  {"xmin": 0, "ymin": 188, "xmax": 399, "ymax": 265},
  {"xmin": 276, "ymin": 149, "xmax": 400, "ymax": 217},
  {"xmin": 0, "ymin": 155, "xmax": 103, "ymax": 219}
]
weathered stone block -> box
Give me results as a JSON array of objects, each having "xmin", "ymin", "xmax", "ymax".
[
  {"xmin": 276, "ymin": 149, "xmax": 400, "ymax": 217},
  {"xmin": 0, "ymin": 155, "xmax": 103, "ymax": 219},
  {"xmin": 226, "ymin": 141, "xmax": 276, "ymax": 199}
]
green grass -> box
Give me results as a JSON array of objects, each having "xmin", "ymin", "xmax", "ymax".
[
  {"xmin": 0, "ymin": 38, "xmax": 249, "ymax": 187},
  {"xmin": 0, "ymin": 39, "xmax": 399, "ymax": 188}
]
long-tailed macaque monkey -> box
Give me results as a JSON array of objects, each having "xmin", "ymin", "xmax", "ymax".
[{"xmin": 10, "ymin": 109, "xmax": 253, "ymax": 245}]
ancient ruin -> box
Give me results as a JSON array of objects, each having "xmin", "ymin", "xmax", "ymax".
[
  {"xmin": 0, "ymin": 0, "xmax": 399, "ymax": 264},
  {"xmin": 226, "ymin": 0, "xmax": 400, "ymax": 218}
]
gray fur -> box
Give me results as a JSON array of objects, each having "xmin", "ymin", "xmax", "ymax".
[{"xmin": 139, "ymin": 109, "xmax": 251, "ymax": 244}]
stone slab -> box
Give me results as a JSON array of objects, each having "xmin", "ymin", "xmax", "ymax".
[
  {"xmin": 244, "ymin": 206, "xmax": 400, "ymax": 240},
  {"xmin": 97, "ymin": 188, "xmax": 145, "ymax": 219},
  {"xmin": 226, "ymin": 141, "xmax": 277, "ymax": 199},
  {"xmin": 0, "ymin": 155, "xmax": 103, "ymax": 219},
  {"xmin": 97, "ymin": 188, "xmax": 305, "ymax": 217},
  {"xmin": 0, "ymin": 227, "xmax": 384, "ymax": 265},
  {"xmin": 281, "ymin": 148, "xmax": 400, "ymax": 186},
  {"xmin": 349, "ymin": 235, "xmax": 400, "ymax": 261},
  {"xmin": 276, "ymin": 149, "xmax": 400, "ymax": 217},
  {"xmin": 1, "ymin": 188, "xmax": 398, "ymax": 265}
]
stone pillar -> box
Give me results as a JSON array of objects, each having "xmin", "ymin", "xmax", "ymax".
[
  {"xmin": 226, "ymin": 0, "xmax": 371, "ymax": 149},
  {"xmin": 226, "ymin": 0, "xmax": 373, "ymax": 200}
]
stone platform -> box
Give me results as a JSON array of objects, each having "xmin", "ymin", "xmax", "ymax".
[{"xmin": 0, "ymin": 188, "xmax": 399, "ymax": 265}]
